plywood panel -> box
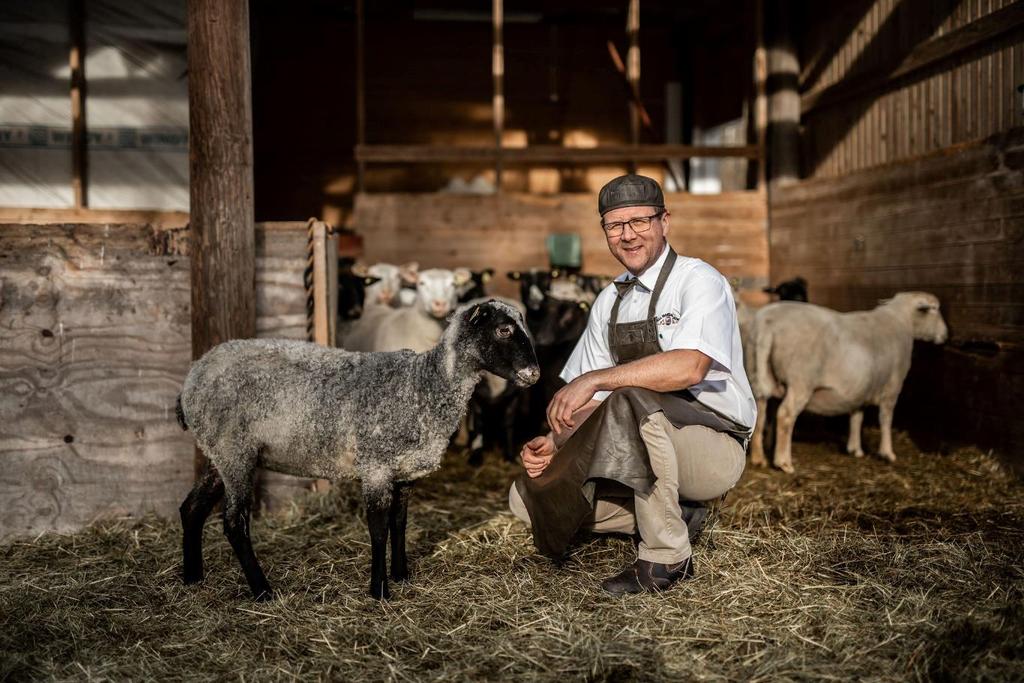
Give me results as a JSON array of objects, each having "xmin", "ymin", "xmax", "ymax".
[
  {"xmin": 0, "ymin": 222, "xmax": 312, "ymax": 538},
  {"xmin": 354, "ymin": 191, "xmax": 770, "ymax": 302}
]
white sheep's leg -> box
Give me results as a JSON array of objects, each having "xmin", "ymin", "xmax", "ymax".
[
  {"xmin": 749, "ymin": 397, "xmax": 770, "ymax": 467},
  {"xmin": 773, "ymin": 387, "xmax": 811, "ymax": 475},
  {"xmin": 846, "ymin": 410, "xmax": 865, "ymax": 457},
  {"xmin": 878, "ymin": 399, "xmax": 898, "ymax": 462},
  {"xmin": 222, "ymin": 464, "xmax": 273, "ymax": 602},
  {"xmin": 389, "ymin": 482, "xmax": 414, "ymax": 583}
]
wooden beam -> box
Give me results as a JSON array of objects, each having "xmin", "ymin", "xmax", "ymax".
[
  {"xmin": 0, "ymin": 207, "xmax": 188, "ymax": 226},
  {"xmin": 627, "ymin": 0, "xmax": 640, "ymax": 173},
  {"xmin": 802, "ymin": 2, "xmax": 1024, "ymax": 115},
  {"xmin": 355, "ymin": 144, "xmax": 759, "ymax": 163},
  {"xmin": 493, "ymin": 0, "xmax": 504, "ymax": 190},
  {"xmin": 767, "ymin": 0, "xmax": 800, "ymax": 185},
  {"xmin": 355, "ymin": 0, "xmax": 366, "ymax": 193},
  {"xmin": 187, "ymin": 0, "xmax": 257, "ymax": 478},
  {"xmin": 754, "ymin": 0, "xmax": 768, "ymax": 191},
  {"xmin": 69, "ymin": 0, "xmax": 87, "ymax": 209}
]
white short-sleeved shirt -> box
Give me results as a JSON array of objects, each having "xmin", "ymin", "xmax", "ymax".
[{"xmin": 560, "ymin": 243, "xmax": 757, "ymax": 430}]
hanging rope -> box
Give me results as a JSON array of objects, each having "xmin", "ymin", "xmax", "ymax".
[{"xmin": 303, "ymin": 217, "xmax": 317, "ymax": 342}]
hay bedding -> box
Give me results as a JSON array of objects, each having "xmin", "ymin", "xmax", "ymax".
[{"xmin": 2, "ymin": 431, "xmax": 1023, "ymax": 682}]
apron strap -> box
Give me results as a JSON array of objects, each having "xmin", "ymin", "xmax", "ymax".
[{"xmin": 646, "ymin": 247, "xmax": 677, "ymax": 318}]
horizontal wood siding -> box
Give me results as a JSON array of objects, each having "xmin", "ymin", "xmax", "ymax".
[
  {"xmin": 0, "ymin": 222, "xmax": 311, "ymax": 539},
  {"xmin": 800, "ymin": 0, "xmax": 1023, "ymax": 178},
  {"xmin": 770, "ymin": 127, "xmax": 1024, "ymax": 466},
  {"xmin": 353, "ymin": 191, "xmax": 770, "ymax": 303}
]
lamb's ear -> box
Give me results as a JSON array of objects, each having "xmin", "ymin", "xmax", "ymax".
[
  {"xmin": 399, "ymin": 261, "xmax": 419, "ymax": 284},
  {"xmin": 481, "ymin": 268, "xmax": 494, "ymax": 283},
  {"xmin": 454, "ymin": 268, "xmax": 473, "ymax": 286},
  {"xmin": 352, "ymin": 261, "xmax": 369, "ymax": 277},
  {"xmin": 508, "ymin": 271, "xmax": 521, "ymax": 281}
]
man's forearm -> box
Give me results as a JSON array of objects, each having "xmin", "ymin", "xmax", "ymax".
[{"xmin": 587, "ymin": 349, "xmax": 711, "ymax": 395}]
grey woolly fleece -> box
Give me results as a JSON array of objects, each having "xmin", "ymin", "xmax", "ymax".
[{"xmin": 178, "ymin": 300, "xmax": 534, "ymax": 506}]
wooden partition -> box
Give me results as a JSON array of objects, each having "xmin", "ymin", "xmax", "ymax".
[
  {"xmin": 769, "ymin": 128, "xmax": 1024, "ymax": 467},
  {"xmin": 354, "ymin": 191, "xmax": 769, "ymax": 303},
  {"xmin": 0, "ymin": 222, "xmax": 311, "ymax": 539}
]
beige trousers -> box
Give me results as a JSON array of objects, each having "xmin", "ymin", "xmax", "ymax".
[{"xmin": 509, "ymin": 411, "xmax": 746, "ymax": 564}]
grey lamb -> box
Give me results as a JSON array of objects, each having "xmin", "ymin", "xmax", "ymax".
[{"xmin": 177, "ymin": 300, "xmax": 539, "ymax": 601}]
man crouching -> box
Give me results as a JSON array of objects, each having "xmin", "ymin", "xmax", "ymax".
[{"xmin": 509, "ymin": 174, "xmax": 756, "ymax": 595}]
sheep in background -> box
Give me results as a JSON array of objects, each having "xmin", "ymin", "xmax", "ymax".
[
  {"xmin": 457, "ymin": 268, "xmax": 496, "ymax": 303},
  {"xmin": 746, "ymin": 292, "xmax": 948, "ymax": 473},
  {"xmin": 341, "ymin": 268, "xmax": 471, "ymax": 353},
  {"xmin": 337, "ymin": 258, "xmax": 381, "ymax": 321},
  {"xmin": 177, "ymin": 300, "xmax": 540, "ymax": 601},
  {"xmin": 764, "ymin": 276, "xmax": 809, "ymax": 302}
]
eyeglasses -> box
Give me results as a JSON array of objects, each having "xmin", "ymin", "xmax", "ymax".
[{"xmin": 600, "ymin": 212, "xmax": 664, "ymax": 238}]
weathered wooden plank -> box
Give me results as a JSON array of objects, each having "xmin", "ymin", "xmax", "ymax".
[
  {"xmin": 0, "ymin": 222, "xmax": 313, "ymax": 538},
  {"xmin": 355, "ymin": 144, "xmax": 761, "ymax": 163}
]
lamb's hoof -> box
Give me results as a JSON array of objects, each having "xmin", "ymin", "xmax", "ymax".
[
  {"xmin": 182, "ymin": 568, "xmax": 203, "ymax": 585},
  {"xmin": 369, "ymin": 580, "xmax": 391, "ymax": 601},
  {"xmin": 391, "ymin": 568, "xmax": 410, "ymax": 583},
  {"xmin": 847, "ymin": 448, "xmax": 864, "ymax": 458},
  {"xmin": 879, "ymin": 451, "xmax": 896, "ymax": 463},
  {"xmin": 777, "ymin": 462, "xmax": 795, "ymax": 474},
  {"xmin": 749, "ymin": 455, "xmax": 768, "ymax": 468}
]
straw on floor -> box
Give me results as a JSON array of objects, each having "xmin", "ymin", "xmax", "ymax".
[{"xmin": 2, "ymin": 429, "xmax": 1022, "ymax": 681}]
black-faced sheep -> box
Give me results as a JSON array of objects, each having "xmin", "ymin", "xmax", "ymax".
[{"xmin": 177, "ymin": 300, "xmax": 539, "ymax": 601}]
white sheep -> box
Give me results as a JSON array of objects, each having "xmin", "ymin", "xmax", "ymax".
[
  {"xmin": 746, "ymin": 292, "xmax": 948, "ymax": 473},
  {"xmin": 177, "ymin": 300, "xmax": 540, "ymax": 601}
]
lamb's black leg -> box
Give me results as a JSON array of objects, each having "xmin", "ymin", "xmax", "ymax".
[
  {"xmin": 179, "ymin": 467, "xmax": 225, "ymax": 585},
  {"xmin": 223, "ymin": 493, "xmax": 273, "ymax": 601},
  {"xmin": 365, "ymin": 494, "xmax": 391, "ymax": 600},
  {"xmin": 389, "ymin": 482, "xmax": 413, "ymax": 582},
  {"xmin": 502, "ymin": 397, "xmax": 519, "ymax": 463},
  {"xmin": 468, "ymin": 401, "xmax": 485, "ymax": 467}
]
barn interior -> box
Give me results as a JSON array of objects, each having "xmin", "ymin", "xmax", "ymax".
[{"xmin": 1, "ymin": 0, "xmax": 1023, "ymax": 679}]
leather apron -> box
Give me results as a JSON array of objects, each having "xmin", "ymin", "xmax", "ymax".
[{"xmin": 515, "ymin": 246, "xmax": 750, "ymax": 559}]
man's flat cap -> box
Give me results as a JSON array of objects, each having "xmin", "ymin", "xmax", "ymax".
[{"xmin": 598, "ymin": 174, "xmax": 665, "ymax": 216}]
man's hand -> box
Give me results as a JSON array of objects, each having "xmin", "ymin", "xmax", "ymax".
[
  {"xmin": 547, "ymin": 375, "xmax": 599, "ymax": 436},
  {"xmin": 521, "ymin": 435, "xmax": 556, "ymax": 479}
]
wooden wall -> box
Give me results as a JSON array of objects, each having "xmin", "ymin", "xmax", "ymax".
[
  {"xmin": 0, "ymin": 222, "xmax": 310, "ymax": 539},
  {"xmin": 353, "ymin": 191, "xmax": 769, "ymax": 303},
  {"xmin": 770, "ymin": 127, "xmax": 1024, "ymax": 466},
  {"xmin": 799, "ymin": 0, "xmax": 1023, "ymax": 178}
]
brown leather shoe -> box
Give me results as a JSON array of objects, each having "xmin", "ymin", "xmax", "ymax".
[{"xmin": 601, "ymin": 557, "xmax": 694, "ymax": 595}]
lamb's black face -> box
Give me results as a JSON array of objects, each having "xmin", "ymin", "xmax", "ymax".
[{"xmin": 464, "ymin": 301, "xmax": 540, "ymax": 387}]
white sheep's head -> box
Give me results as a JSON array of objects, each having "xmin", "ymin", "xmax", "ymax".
[
  {"xmin": 416, "ymin": 268, "xmax": 472, "ymax": 319},
  {"xmin": 366, "ymin": 263, "xmax": 402, "ymax": 306},
  {"xmin": 882, "ymin": 292, "xmax": 949, "ymax": 344}
]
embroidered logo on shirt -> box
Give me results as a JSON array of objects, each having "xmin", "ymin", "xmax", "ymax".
[{"xmin": 656, "ymin": 312, "xmax": 680, "ymax": 327}]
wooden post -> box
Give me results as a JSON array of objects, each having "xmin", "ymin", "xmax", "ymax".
[
  {"xmin": 355, "ymin": 0, "xmax": 366, "ymax": 194},
  {"xmin": 493, "ymin": 0, "xmax": 504, "ymax": 191},
  {"xmin": 768, "ymin": 0, "xmax": 801, "ymax": 185},
  {"xmin": 70, "ymin": 0, "xmax": 87, "ymax": 209},
  {"xmin": 627, "ymin": 0, "xmax": 640, "ymax": 174},
  {"xmin": 187, "ymin": 0, "xmax": 257, "ymax": 478},
  {"xmin": 754, "ymin": 0, "xmax": 768, "ymax": 191}
]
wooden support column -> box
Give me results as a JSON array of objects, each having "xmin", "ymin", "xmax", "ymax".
[
  {"xmin": 355, "ymin": 0, "xmax": 366, "ymax": 194},
  {"xmin": 69, "ymin": 0, "xmax": 87, "ymax": 208},
  {"xmin": 767, "ymin": 0, "xmax": 800, "ymax": 185},
  {"xmin": 493, "ymin": 0, "xmax": 504, "ymax": 191},
  {"xmin": 753, "ymin": 0, "xmax": 768, "ymax": 191},
  {"xmin": 627, "ymin": 0, "xmax": 640, "ymax": 174},
  {"xmin": 187, "ymin": 0, "xmax": 257, "ymax": 478}
]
